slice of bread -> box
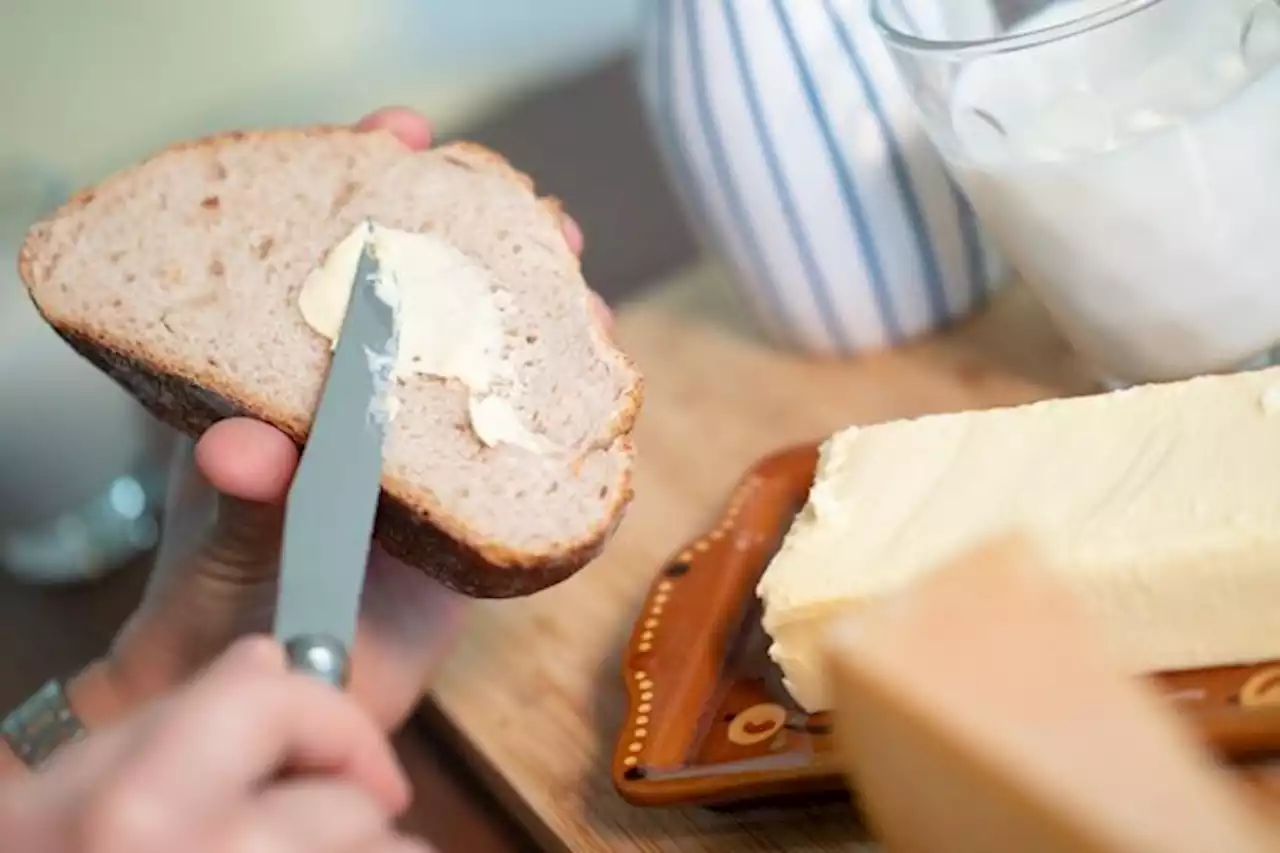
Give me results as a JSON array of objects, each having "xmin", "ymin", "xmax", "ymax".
[{"xmin": 18, "ymin": 127, "xmax": 643, "ymax": 598}]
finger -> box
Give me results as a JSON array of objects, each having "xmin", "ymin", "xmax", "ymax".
[
  {"xmin": 195, "ymin": 419, "xmax": 298, "ymax": 504},
  {"xmin": 356, "ymin": 107, "xmax": 433, "ymax": 151},
  {"xmin": 88, "ymin": 639, "xmax": 409, "ymax": 853},
  {"xmin": 149, "ymin": 436, "xmax": 219, "ymax": 580},
  {"xmin": 209, "ymin": 780, "xmax": 390, "ymax": 853},
  {"xmin": 561, "ymin": 213, "xmax": 584, "ymax": 256},
  {"xmin": 193, "ymin": 418, "xmax": 297, "ymax": 574}
]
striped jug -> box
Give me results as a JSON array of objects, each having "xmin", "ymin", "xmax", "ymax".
[{"xmin": 635, "ymin": 0, "xmax": 1008, "ymax": 355}]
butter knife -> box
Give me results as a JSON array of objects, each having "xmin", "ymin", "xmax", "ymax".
[{"xmin": 274, "ymin": 238, "xmax": 399, "ymax": 688}]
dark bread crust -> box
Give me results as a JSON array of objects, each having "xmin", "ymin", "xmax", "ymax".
[{"xmin": 52, "ymin": 324, "xmax": 633, "ymax": 598}]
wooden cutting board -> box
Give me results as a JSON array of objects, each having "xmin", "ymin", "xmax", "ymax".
[{"xmin": 424, "ymin": 259, "xmax": 1100, "ymax": 852}]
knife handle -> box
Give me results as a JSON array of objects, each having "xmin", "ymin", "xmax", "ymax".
[{"xmin": 283, "ymin": 634, "xmax": 351, "ymax": 689}]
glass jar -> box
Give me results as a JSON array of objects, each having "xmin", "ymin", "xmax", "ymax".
[{"xmin": 873, "ymin": 0, "xmax": 1280, "ymax": 385}]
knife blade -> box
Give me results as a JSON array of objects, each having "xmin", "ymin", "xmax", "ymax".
[{"xmin": 274, "ymin": 234, "xmax": 399, "ymax": 688}]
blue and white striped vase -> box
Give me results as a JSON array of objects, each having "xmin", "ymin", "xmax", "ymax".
[{"xmin": 636, "ymin": 0, "xmax": 1009, "ymax": 356}]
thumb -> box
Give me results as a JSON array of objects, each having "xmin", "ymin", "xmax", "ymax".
[
  {"xmin": 190, "ymin": 419, "xmax": 299, "ymax": 581},
  {"xmin": 203, "ymin": 494, "xmax": 285, "ymax": 579}
]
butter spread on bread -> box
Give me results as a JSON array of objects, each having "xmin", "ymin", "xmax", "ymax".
[
  {"xmin": 762, "ymin": 367, "xmax": 1280, "ymax": 711},
  {"xmin": 299, "ymin": 219, "xmax": 552, "ymax": 453}
]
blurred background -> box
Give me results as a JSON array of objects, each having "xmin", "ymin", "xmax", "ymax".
[
  {"xmin": 0, "ymin": 0, "xmax": 698, "ymax": 585},
  {"xmin": 3, "ymin": 0, "xmax": 639, "ymax": 183}
]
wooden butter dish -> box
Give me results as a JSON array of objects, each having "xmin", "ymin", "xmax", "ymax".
[{"xmin": 611, "ymin": 444, "xmax": 1280, "ymax": 809}]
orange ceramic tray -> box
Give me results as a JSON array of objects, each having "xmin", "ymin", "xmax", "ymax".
[{"xmin": 612, "ymin": 443, "xmax": 1280, "ymax": 808}]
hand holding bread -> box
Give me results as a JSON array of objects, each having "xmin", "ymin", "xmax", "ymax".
[{"xmin": 24, "ymin": 107, "xmax": 638, "ymax": 732}]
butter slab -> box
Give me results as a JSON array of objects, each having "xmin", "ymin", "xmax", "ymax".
[{"xmin": 761, "ymin": 367, "xmax": 1280, "ymax": 712}]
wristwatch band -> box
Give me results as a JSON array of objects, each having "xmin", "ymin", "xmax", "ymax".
[{"xmin": 1, "ymin": 679, "xmax": 87, "ymax": 769}]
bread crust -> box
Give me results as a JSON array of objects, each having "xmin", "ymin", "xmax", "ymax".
[{"xmin": 19, "ymin": 127, "xmax": 642, "ymax": 599}]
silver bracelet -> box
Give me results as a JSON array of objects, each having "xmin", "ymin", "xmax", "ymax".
[{"xmin": 1, "ymin": 679, "xmax": 87, "ymax": 769}]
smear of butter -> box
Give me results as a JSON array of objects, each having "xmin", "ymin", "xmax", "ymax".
[
  {"xmin": 469, "ymin": 395, "xmax": 552, "ymax": 452},
  {"xmin": 363, "ymin": 343, "xmax": 400, "ymax": 430},
  {"xmin": 299, "ymin": 220, "xmax": 553, "ymax": 454}
]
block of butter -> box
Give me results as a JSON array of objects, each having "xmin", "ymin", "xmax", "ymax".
[{"xmin": 759, "ymin": 366, "xmax": 1280, "ymax": 712}]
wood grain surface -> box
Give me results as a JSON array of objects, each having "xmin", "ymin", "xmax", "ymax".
[{"xmin": 425, "ymin": 260, "xmax": 1101, "ymax": 852}]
